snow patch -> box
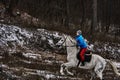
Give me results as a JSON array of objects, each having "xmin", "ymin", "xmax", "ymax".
[
  {"xmin": 113, "ymin": 62, "xmax": 120, "ymax": 68},
  {"xmin": 23, "ymin": 53, "xmax": 41, "ymax": 59},
  {"xmin": 118, "ymin": 49, "xmax": 120, "ymax": 53}
]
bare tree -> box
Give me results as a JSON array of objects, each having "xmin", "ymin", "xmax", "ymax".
[
  {"xmin": 106, "ymin": 0, "xmax": 112, "ymax": 33},
  {"xmin": 91, "ymin": 0, "xmax": 97, "ymax": 36},
  {"xmin": 81, "ymin": 0, "xmax": 85, "ymax": 26},
  {"xmin": 64, "ymin": 0, "xmax": 70, "ymax": 29},
  {"xmin": 1, "ymin": 0, "xmax": 19, "ymax": 16}
]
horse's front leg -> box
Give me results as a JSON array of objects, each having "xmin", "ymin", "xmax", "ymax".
[
  {"xmin": 60, "ymin": 63, "xmax": 65, "ymax": 75},
  {"xmin": 65, "ymin": 67, "xmax": 74, "ymax": 76},
  {"xmin": 60, "ymin": 61, "xmax": 75, "ymax": 76}
]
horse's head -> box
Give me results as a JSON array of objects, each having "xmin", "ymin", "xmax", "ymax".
[
  {"xmin": 56, "ymin": 34, "xmax": 76, "ymax": 48},
  {"xmin": 55, "ymin": 34, "xmax": 66, "ymax": 48}
]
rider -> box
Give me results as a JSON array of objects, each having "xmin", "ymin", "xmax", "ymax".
[{"xmin": 75, "ymin": 30, "xmax": 88, "ymax": 66}]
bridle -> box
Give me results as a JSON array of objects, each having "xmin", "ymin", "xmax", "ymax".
[
  {"xmin": 58, "ymin": 35, "xmax": 76, "ymax": 47},
  {"xmin": 57, "ymin": 36, "xmax": 67, "ymax": 47}
]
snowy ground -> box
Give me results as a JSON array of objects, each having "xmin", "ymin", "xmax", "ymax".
[
  {"xmin": 0, "ymin": 23, "xmax": 120, "ymax": 80},
  {"xmin": 0, "ymin": 50, "xmax": 120, "ymax": 80}
]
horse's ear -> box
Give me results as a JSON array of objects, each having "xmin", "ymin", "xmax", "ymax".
[
  {"xmin": 62, "ymin": 34, "xmax": 65, "ymax": 38},
  {"xmin": 63, "ymin": 34, "xmax": 67, "ymax": 38}
]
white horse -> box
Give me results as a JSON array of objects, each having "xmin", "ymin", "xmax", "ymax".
[{"xmin": 56, "ymin": 34, "xmax": 120, "ymax": 80}]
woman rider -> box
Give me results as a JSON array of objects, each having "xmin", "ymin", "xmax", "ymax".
[{"xmin": 75, "ymin": 30, "xmax": 88, "ymax": 66}]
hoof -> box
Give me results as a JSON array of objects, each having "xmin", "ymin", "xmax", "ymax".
[
  {"xmin": 60, "ymin": 72, "xmax": 65, "ymax": 75},
  {"xmin": 68, "ymin": 73, "xmax": 74, "ymax": 76}
]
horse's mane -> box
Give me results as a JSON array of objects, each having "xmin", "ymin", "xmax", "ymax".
[{"xmin": 67, "ymin": 35, "xmax": 76, "ymax": 44}]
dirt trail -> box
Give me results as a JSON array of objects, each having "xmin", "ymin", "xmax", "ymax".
[{"xmin": 0, "ymin": 50, "xmax": 120, "ymax": 80}]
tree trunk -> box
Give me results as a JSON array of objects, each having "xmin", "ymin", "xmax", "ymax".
[
  {"xmin": 91, "ymin": 0, "xmax": 97, "ymax": 34},
  {"xmin": 81, "ymin": 0, "xmax": 85, "ymax": 26},
  {"xmin": 90, "ymin": 0, "xmax": 97, "ymax": 41},
  {"xmin": 64, "ymin": 0, "xmax": 70, "ymax": 29},
  {"xmin": 105, "ymin": 0, "xmax": 112, "ymax": 33},
  {"xmin": 4, "ymin": 0, "xmax": 19, "ymax": 16}
]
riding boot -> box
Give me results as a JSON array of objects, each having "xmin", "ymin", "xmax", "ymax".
[
  {"xmin": 81, "ymin": 61, "xmax": 85, "ymax": 66},
  {"xmin": 77, "ymin": 60, "xmax": 81, "ymax": 67}
]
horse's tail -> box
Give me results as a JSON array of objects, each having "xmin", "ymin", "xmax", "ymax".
[{"xmin": 106, "ymin": 59, "xmax": 120, "ymax": 76}]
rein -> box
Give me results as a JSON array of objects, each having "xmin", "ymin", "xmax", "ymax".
[
  {"xmin": 60, "ymin": 36, "xmax": 67, "ymax": 47},
  {"xmin": 67, "ymin": 36, "xmax": 76, "ymax": 47},
  {"xmin": 62, "ymin": 36, "xmax": 76, "ymax": 47}
]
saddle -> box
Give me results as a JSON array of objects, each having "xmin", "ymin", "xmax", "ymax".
[{"xmin": 77, "ymin": 50, "xmax": 92, "ymax": 62}]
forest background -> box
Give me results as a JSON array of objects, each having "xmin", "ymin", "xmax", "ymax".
[{"xmin": 0, "ymin": 0, "xmax": 120, "ymax": 42}]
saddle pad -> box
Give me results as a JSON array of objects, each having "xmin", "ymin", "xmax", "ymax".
[{"xmin": 84, "ymin": 54, "xmax": 92, "ymax": 62}]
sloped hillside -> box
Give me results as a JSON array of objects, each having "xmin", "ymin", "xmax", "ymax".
[{"xmin": 0, "ymin": 24, "xmax": 120, "ymax": 80}]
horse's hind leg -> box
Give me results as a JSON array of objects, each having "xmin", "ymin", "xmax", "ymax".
[
  {"xmin": 90, "ymin": 71, "xmax": 96, "ymax": 80},
  {"xmin": 94, "ymin": 62, "xmax": 106, "ymax": 80}
]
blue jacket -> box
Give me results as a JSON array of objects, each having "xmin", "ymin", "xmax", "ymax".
[{"xmin": 75, "ymin": 35, "xmax": 87, "ymax": 48}]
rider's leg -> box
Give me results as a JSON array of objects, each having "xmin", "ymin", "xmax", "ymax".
[{"xmin": 80, "ymin": 48, "xmax": 87, "ymax": 66}]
